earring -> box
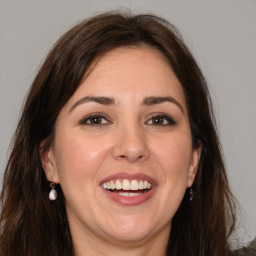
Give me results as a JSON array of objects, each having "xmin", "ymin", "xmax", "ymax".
[
  {"xmin": 49, "ymin": 180, "xmax": 57, "ymax": 201},
  {"xmin": 189, "ymin": 187, "xmax": 194, "ymax": 201}
]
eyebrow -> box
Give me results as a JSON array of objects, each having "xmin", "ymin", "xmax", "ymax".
[
  {"xmin": 69, "ymin": 95, "xmax": 184, "ymax": 114},
  {"xmin": 142, "ymin": 96, "xmax": 184, "ymax": 113},
  {"xmin": 69, "ymin": 96, "xmax": 115, "ymax": 113}
]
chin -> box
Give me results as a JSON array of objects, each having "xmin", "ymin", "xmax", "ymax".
[{"xmin": 100, "ymin": 215, "xmax": 160, "ymax": 243}]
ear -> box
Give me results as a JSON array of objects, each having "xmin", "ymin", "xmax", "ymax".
[
  {"xmin": 187, "ymin": 144, "xmax": 202, "ymax": 187},
  {"xmin": 40, "ymin": 140, "xmax": 59, "ymax": 184}
]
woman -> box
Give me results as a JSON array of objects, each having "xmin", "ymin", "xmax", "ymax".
[{"xmin": 0, "ymin": 11, "xmax": 238, "ymax": 256}]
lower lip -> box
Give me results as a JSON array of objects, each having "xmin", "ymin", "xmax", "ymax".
[{"xmin": 101, "ymin": 187, "xmax": 156, "ymax": 206}]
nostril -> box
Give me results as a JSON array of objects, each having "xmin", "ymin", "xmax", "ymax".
[{"xmin": 116, "ymin": 154, "xmax": 145, "ymax": 162}]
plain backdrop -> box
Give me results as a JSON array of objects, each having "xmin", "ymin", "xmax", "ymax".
[{"xmin": 0, "ymin": 0, "xmax": 255, "ymax": 246}]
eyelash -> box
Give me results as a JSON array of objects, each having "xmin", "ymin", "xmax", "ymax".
[
  {"xmin": 79, "ymin": 113, "xmax": 177, "ymax": 127},
  {"xmin": 79, "ymin": 113, "xmax": 110, "ymax": 126},
  {"xmin": 145, "ymin": 113, "xmax": 177, "ymax": 126}
]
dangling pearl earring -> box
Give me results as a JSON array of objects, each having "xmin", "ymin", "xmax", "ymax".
[{"xmin": 49, "ymin": 180, "xmax": 57, "ymax": 201}]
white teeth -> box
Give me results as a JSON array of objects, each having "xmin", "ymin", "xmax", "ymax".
[
  {"xmin": 117, "ymin": 192, "xmax": 142, "ymax": 197},
  {"xmin": 139, "ymin": 180, "xmax": 144, "ymax": 190},
  {"xmin": 123, "ymin": 179, "xmax": 130, "ymax": 190},
  {"xmin": 102, "ymin": 179, "xmax": 152, "ymax": 191},
  {"xmin": 144, "ymin": 181, "xmax": 151, "ymax": 190},
  {"xmin": 110, "ymin": 180, "xmax": 115, "ymax": 190},
  {"xmin": 131, "ymin": 180, "xmax": 139, "ymax": 190},
  {"xmin": 115, "ymin": 180, "xmax": 122, "ymax": 190}
]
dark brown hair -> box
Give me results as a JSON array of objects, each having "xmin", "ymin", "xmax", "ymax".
[{"xmin": 0, "ymin": 11, "xmax": 237, "ymax": 256}]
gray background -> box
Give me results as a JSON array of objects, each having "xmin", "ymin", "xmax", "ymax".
[{"xmin": 0, "ymin": 0, "xmax": 255, "ymax": 246}]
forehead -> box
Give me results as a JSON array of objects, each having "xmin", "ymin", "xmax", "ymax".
[{"xmin": 65, "ymin": 45, "xmax": 187, "ymax": 110}]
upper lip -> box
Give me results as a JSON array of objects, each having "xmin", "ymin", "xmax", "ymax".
[{"xmin": 99, "ymin": 172, "xmax": 158, "ymax": 187}]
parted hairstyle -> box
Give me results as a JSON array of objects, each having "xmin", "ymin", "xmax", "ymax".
[{"xmin": 0, "ymin": 11, "xmax": 237, "ymax": 256}]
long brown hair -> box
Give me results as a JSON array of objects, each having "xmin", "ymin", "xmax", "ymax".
[{"xmin": 0, "ymin": 11, "xmax": 237, "ymax": 256}]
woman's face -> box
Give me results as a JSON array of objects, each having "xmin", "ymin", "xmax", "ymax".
[{"xmin": 43, "ymin": 46, "xmax": 201, "ymax": 248}]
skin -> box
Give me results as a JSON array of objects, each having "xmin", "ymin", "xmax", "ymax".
[{"xmin": 42, "ymin": 46, "xmax": 201, "ymax": 256}]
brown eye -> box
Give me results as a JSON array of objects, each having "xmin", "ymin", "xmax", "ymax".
[
  {"xmin": 147, "ymin": 114, "xmax": 176, "ymax": 126},
  {"xmin": 151, "ymin": 116, "xmax": 165, "ymax": 125},
  {"xmin": 80, "ymin": 115, "xmax": 109, "ymax": 126}
]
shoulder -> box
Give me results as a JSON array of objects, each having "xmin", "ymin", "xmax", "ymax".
[{"xmin": 234, "ymin": 237, "xmax": 256, "ymax": 256}]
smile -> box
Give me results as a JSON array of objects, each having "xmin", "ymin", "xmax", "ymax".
[
  {"xmin": 102, "ymin": 179, "xmax": 152, "ymax": 195},
  {"xmin": 100, "ymin": 173, "xmax": 157, "ymax": 205}
]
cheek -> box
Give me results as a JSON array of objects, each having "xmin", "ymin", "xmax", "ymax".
[
  {"xmin": 143, "ymin": 133, "xmax": 193, "ymax": 225},
  {"xmin": 53, "ymin": 130, "xmax": 110, "ymax": 191},
  {"xmin": 152, "ymin": 133, "xmax": 192, "ymax": 185}
]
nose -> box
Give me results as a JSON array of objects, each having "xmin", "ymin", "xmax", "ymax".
[{"xmin": 112, "ymin": 125, "xmax": 150, "ymax": 163}]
